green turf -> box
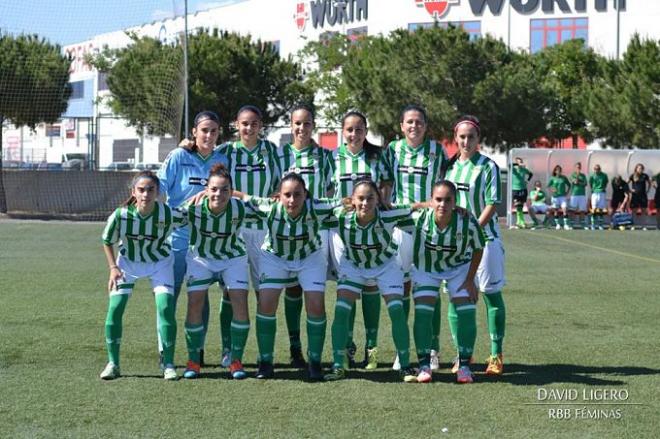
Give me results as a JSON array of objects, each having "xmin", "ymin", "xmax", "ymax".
[{"xmin": 1, "ymin": 221, "xmax": 659, "ymax": 438}]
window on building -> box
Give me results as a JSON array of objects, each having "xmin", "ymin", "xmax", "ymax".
[
  {"xmin": 530, "ymin": 18, "xmax": 588, "ymax": 53},
  {"xmin": 97, "ymin": 72, "xmax": 109, "ymax": 92},
  {"xmin": 269, "ymin": 40, "xmax": 280, "ymax": 55},
  {"xmin": 70, "ymin": 80, "xmax": 85, "ymax": 100},
  {"xmin": 347, "ymin": 26, "xmax": 368, "ymax": 44},
  {"xmin": 408, "ymin": 21, "xmax": 481, "ymax": 40}
]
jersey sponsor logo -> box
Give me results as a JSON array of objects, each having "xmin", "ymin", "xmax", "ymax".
[
  {"xmin": 424, "ymin": 241, "xmax": 457, "ymax": 252},
  {"xmin": 350, "ymin": 243, "xmax": 382, "ymax": 251},
  {"xmin": 200, "ymin": 230, "xmax": 231, "ymax": 239},
  {"xmin": 399, "ymin": 166, "xmax": 428, "ymax": 175},
  {"xmin": 276, "ymin": 233, "xmax": 308, "ymax": 241},
  {"xmin": 415, "ymin": 0, "xmax": 459, "ymax": 19},
  {"xmin": 236, "ymin": 164, "xmax": 266, "ymax": 173},
  {"xmin": 126, "ymin": 233, "xmax": 156, "ymax": 241},
  {"xmin": 339, "ymin": 172, "xmax": 372, "ymax": 182},
  {"xmin": 286, "ymin": 165, "xmax": 316, "ymax": 175},
  {"xmin": 455, "ymin": 182, "xmax": 470, "ymax": 192},
  {"xmin": 189, "ymin": 177, "xmax": 208, "ymax": 186}
]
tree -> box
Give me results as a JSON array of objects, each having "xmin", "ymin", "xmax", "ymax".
[
  {"xmin": 587, "ymin": 35, "xmax": 660, "ymax": 149},
  {"xmin": 90, "ymin": 29, "xmax": 312, "ymax": 141},
  {"xmin": 0, "ymin": 34, "xmax": 72, "ymax": 212}
]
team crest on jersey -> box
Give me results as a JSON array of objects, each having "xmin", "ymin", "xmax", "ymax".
[
  {"xmin": 157, "ymin": 222, "xmax": 166, "ymax": 229},
  {"xmin": 232, "ymin": 218, "xmax": 241, "ymax": 224},
  {"xmin": 456, "ymin": 232, "xmax": 463, "ymax": 241},
  {"xmin": 429, "ymin": 152, "xmax": 437, "ymax": 161},
  {"xmin": 415, "ymin": 0, "xmax": 459, "ymax": 19}
]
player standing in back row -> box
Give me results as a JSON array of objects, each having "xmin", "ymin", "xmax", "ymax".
[{"xmin": 444, "ymin": 115, "xmax": 506, "ymax": 377}]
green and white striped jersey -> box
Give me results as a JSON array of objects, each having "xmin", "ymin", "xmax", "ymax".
[
  {"xmin": 276, "ymin": 143, "xmax": 334, "ymax": 198},
  {"xmin": 381, "ymin": 139, "xmax": 448, "ymax": 203},
  {"xmin": 405, "ymin": 208, "xmax": 485, "ymax": 273},
  {"xmin": 445, "ymin": 152, "xmax": 502, "ymax": 241},
  {"xmin": 331, "ymin": 144, "xmax": 387, "ymax": 199},
  {"xmin": 246, "ymin": 196, "xmax": 338, "ymax": 261},
  {"xmin": 185, "ymin": 198, "xmax": 261, "ymax": 260},
  {"xmin": 216, "ymin": 140, "xmax": 280, "ymax": 230},
  {"xmin": 102, "ymin": 202, "xmax": 186, "ymax": 263},
  {"xmin": 333, "ymin": 205, "xmax": 412, "ymax": 269}
]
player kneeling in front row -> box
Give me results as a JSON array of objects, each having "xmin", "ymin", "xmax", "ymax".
[
  {"xmin": 182, "ymin": 164, "xmax": 259, "ymax": 380},
  {"xmin": 237, "ymin": 173, "xmax": 340, "ymax": 381},
  {"xmin": 406, "ymin": 181, "xmax": 485, "ymax": 384},
  {"xmin": 100, "ymin": 171, "xmax": 185, "ymax": 381},
  {"xmin": 324, "ymin": 180, "xmax": 417, "ymax": 382}
]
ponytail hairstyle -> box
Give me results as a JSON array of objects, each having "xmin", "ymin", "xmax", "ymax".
[
  {"xmin": 124, "ymin": 171, "xmax": 160, "ymax": 206},
  {"xmin": 278, "ymin": 172, "xmax": 310, "ymax": 200},
  {"xmin": 237, "ymin": 104, "xmax": 263, "ymax": 121},
  {"xmin": 446, "ymin": 114, "xmax": 482, "ymax": 171},
  {"xmin": 432, "ymin": 180, "xmax": 458, "ymax": 203},
  {"xmin": 208, "ymin": 163, "xmax": 233, "ymax": 189},
  {"xmin": 342, "ymin": 179, "xmax": 386, "ymax": 212},
  {"xmin": 190, "ymin": 110, "xmax": 221, "ymax": 153},
  {"xmin": 342, "ymin": 110, "xmax": 382, "ymax": 161},
  {"xmin": 291, "ymin": 103, "xmax": 316, "ymax": 123},
  {"xmin": 400, "ymin": 104, "xmax": 428, "ymax": 124},
  {"xmin": 552, "ymin": 165, "xmax": 562, "ymax": 177}
]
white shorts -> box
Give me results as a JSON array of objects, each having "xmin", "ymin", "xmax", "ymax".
[
  {"xmin": 531, "ymin": 204, "xmax": 548, "ymax": 214},
  {"xmin": 393, "ymin": 227, "xmax": 413, "ymax": 282},
  {"xmin": 259, "ymin": 249, "xmax": 327, "ymax": 292},
  {"xmin": 241, "ymin": 228, "xmax": 267, "ymax": 290},
  {"xmin": 185, "ymin": 254, "xmax": 249, "ymax": 292},
  {"xmin": 477, "ymin": 239, "xmax": 506, "ymax": 294},
  {"xmin": 569, "ymin": 195, "xmax": 587, "ymax": 212},
  {"xmin": 330, "ymin": 229, "xmax": 377, "ymax": 287},
  {"xmin": 337, "ymin": 256, "xmax": 404, "ymax": 296},
  {"xmin": 113, "ymin": 255, "xmax": 174, "ymax": 296},
  {"xmin": 551, "ymin": 196, "xmax": 568, "ymax": 210},
  {"xmin": 285, "ymin": 229, "xmax": 330, "ymax": 288},
  {"xmin": 411, "ymin": 262, "xmax": 471, "ymax": 300},
  {"xmin": 591, "ymin": 192, "xmax": 607, "ymax": 210}
]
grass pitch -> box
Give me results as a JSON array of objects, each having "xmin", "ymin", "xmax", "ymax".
[{"xmin": 1, "ymin": 220, "xmax": 659, "ymax": 438}]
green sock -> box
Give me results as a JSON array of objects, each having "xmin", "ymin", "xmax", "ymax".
[
  {"xmin": 431, "ymin": 298, "xmax": 441, "ymax": 352},
  {"xmin": 185, "ymin": 323, "xmax": 204, "ymax": 363},
  {"xmin": 455, "ymin": 303, "xmax": 477, "ymax": 366},
  {"xmin": 155, "ymin": 293, "xmax": 176, "ymax": 366},
  {"xmin": 386, "ymin": 298, "xmax": 410, "ymax": 368},
  {"xmin": 413, "ymin": 302, "xmax": 434, "ymax": 367},
  {"xmin": 447, "ymin": 301, "xmax": 458, "ymax": 349},
  {"xmin": 284, "ymin": 293, "xmax": 303, "ymax": 349},
  {"xmin": 402, "ymin": 294, "xmax": 411, "ymax": 321},
  {"xmin": 362, "ymin": 291, "xmax": 381, "ymax": 349},
  {"xmin": 515, "ymin": 208, "xmax": 524, "ymax": 224},
  {"xmin": 220, "ymin": 297, "xmax": 233, "ymax": 352},
  {"xmin": 105, "ymin": 293, "xmax": 129, "ymax": 366},
  {"xmin": 483, "ymin": 292, "xmax": 506, "ymax": 356},
  {"xmin": 256, "ymin": 313, "xmax": 277, "ymax": 363},
  {"xmin": 307, "ymin": 314, "xmax": 327, "ymax": 364},
  {"xmin": 230, "ymin": 319, "xmax": 250, "ymax": 362},
  {"xmin": 563, "ymin": 216, "xmax": 570, "ymax": 227},
  {"xmin": 346, "ymin": 301, "xmax": 356, "ymax": 348},
  {"xmin": 331, "ymin": 298, "xmax": 353, "ymax": 368}
]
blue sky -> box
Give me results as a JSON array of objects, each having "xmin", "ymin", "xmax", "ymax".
[{"xmin": 0, "ymin": 0, "xmax": 241, "ymax": 45}]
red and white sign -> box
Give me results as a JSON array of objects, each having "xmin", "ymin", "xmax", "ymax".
[
  {"xmin": 415, "ymin": 0, "xmax": 460, "ymax": 19},
  {"xmin": 294, "ymin": 2, "xmax": 310, "ymax": 32}
]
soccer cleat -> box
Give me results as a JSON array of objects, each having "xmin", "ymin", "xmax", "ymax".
[
  {"xmin": 346, "ymin": 341, "xmax": 357, "ymax": 369},
  {"xmin": 400, "ymin": 367, "xmax": 418, "ymax": 383},
  {"xmin": 100, "ymin": 362, "xmax": 120, "ymax": 380},
  {"xmin": 220, "ymin": 349, "xmax": 232, "ymax": 368},
  {"xmin": 163, "ymin": 365, "xmax": 178, "ymax": 381},
  {"xmin": 563, "ymin": 224, "xmax": 572, "ymax": 230},
  {"xmin": 307, "ymin": 361, "xmax": 324, "ymax": 382},
  {"xmin": 255, "ymin": 362, "xmax": 274, "ymax": 379},
  {"xmin": 183, "ymin": 360, "xmax": 201, "ymax": 379},
  {"xmin": 158, "ymin": 352, "xmax": 165, "ymax": 372},
  {"xmin": 199, "ymin": 349, "xmax": 205, "ymax": 367},
  {"xmin": 485, "ymin": 354, "xmax": 504, "ymax": 376},
  {"xmin": 555, "ymin": 224, "xmax": 561, "ymax": 230},
  {"xmin": 229, "ymin": 359, "xmax": 247, "ymax": 380},
  {"xmin": 364, "ymin": 347, "xmax": 378, "ymax": 370},
  {"xmin": 456, "ymin": 365, "xmax": 474, "ymax": 384},
  {"xmin": 417, "ymin": 365, "xmax": 432, "ymax": 383},
  {"xmin": 451, "ymin": 356, "xmax": 474, "ymax": 374},
  {"xmin": 392, "ymin": 354, "xmax": 401, "ymax": 371},
  {"xmin": 324, "ymin": 366, "xmax": 346, "ymax": 381},
  {"xmin": 430, "ymin": 349, "xmax": 439, "ymax": 371},
  {"xmin": 290, "ymin": 346, "xmax": 307, "ymax": 369}
]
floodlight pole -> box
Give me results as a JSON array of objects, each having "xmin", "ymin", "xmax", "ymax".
[{"xmin": 183, "ymin": 0, "xmax": 190, "ymax": 136}]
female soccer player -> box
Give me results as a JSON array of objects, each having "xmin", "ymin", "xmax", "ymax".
[
  {"xmin": 324, "ymin": 180, "xmax": 416, "ymax": 382},
  {"xmin": 548, "ymin": 165, "xmax": 572, "ymax": 230},
  {"xmin": 569, "ymin": 162, "xmax": 589, "ymax": 229},
  {"xmin": 406, "ymin": 180, "xmax": 485, "ymax": 383},
  {"xmin": 380, "ymin": 104, "xmax": 448, "ymax": 371},
  {"xmin": 529, "ymin": 180, "xmax": 553, "ymax": 229},
  {"xmin": 238, "ymin": 173, "xmax": 339, "ymax": 381},
  {"xmin": 329, "ymin": 111, "xmax": 389, "ymax": 370},
  {"xmin": 628, "ymin": 163, "xmax": 651, "ymax": 220},
  {"xmin": 589, "ymin": 164, "xmax": 609, "ymax": 230},
  {"xmin": 653, "ymin": 172, "xmax": 660, "ymax": 230},
  {"xmin": 610, "ymin": 175, "xmax": 631, "ymax": 214},
  {"xmin": 444, "ymin": 115, "xmax": 505, "ymax": 377},
  {"xmin": 182, "ymin": 164, "xmax": 261, "ymax": 380},
  {"xmin": 276, "ymin": 104, "xmax": 334, "ymax": 369},
  {"xmin": 100, "ymin": 171, "xmax": 185, "ymax": 381},
  {"xmin": 158, "ymin": 111, "xmax": 228, "ymax": 366},
  {"xmin": 511, "ymin": 157, "xmax": 534, "ymax": 228},
  {"xmin": 214, "ymin": 105, "xmax": 280, "ymax": 368}
]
